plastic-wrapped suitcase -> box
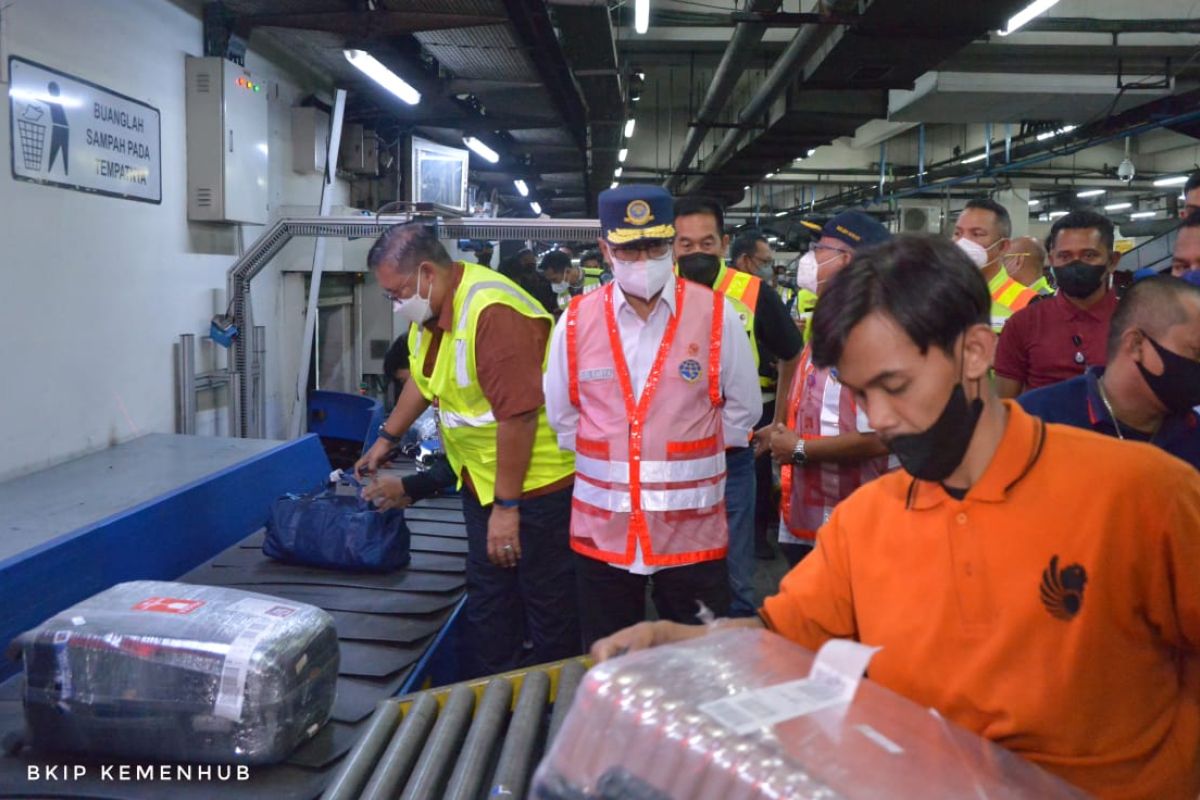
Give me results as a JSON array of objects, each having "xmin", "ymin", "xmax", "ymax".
[
  {"xmin": 533, "ymin": 628, "xmax": 1089, "ymax": 800},
  {"xmin": 17, "ymin": 581, "xmax": 338, "ymax": 764}
]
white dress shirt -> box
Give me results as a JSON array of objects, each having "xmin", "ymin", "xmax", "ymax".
[{"xmin": 544, "ymin": 274, "xmax": 763, "ymax": 574}]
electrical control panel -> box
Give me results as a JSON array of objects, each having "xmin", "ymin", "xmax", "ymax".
[{"xmin": 185, "ymin": 56, "xmax": 268, "ymax": 224}]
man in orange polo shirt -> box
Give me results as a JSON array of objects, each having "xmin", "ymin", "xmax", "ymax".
[{"xmin": 592, "ymin": 234, "xmax": 1200, "ymax": 800}]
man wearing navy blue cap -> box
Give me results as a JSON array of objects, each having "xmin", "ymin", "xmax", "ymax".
[
  {"xmin": 766, "ymin": 210, "xmax": 896, "ymax": 565},
  {"xmin": 545, "ymin": 185, "xmax": 762, "ymax": 646}
]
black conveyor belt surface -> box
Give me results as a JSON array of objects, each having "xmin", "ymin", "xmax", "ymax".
[{"xmin": 0, "ymin": 483, "xmax": 468, "ymax": 800}]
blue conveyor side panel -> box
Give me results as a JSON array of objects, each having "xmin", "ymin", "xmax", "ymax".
[{"xmin": 0, "ymin": 435, "xmax": 331, "ymax": 681}]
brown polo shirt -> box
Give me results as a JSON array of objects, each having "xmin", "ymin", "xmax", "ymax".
[{"xmin": 421, "ymin": 263, "xmax": 572, "ymax": 498}]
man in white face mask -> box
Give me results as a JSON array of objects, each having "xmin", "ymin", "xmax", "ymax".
[
  {"xmin": 356, "ymin": 223, "xmax": 580, "ymax": 679},
  {"xmin": 766, "ymin": 211, "xmax": 895, "ymax": 566},
  {"xmin": 953, "ymin": 198, "xmax": 1049, "ymax": 333},
  {"xmin": 544, "ymin": 185, "xmax": 761, "ymax": 648}
]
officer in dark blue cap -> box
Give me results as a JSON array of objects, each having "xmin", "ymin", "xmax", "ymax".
[
  {"xmin": 771, "ymin": 209, "xmax": 893, "ymax": 566},
  {"xmin": 543, "ymin": 185, "xmax": 763, "ymax": 647}
]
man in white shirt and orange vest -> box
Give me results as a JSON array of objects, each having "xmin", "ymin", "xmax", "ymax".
[
  {"xmin": 766, "ymin": 211, "xmax": 895, "ymax": 565},
  {"xmin": 545, "ymin": 185, "xmax": 762, "ymax": 646}
]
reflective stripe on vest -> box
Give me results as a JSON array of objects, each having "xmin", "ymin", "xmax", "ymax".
[
  {"xmin": 715, "ymin": 263, "xmax": 762, "ymax": 368},
  {"xmin": 565, "ymin": 279, "xmax": 728, "ymax": 566}
]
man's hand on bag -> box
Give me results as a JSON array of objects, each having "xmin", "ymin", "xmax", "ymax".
[
  {"xmin": 487, "ymin": 506, "xmax": 521, "ymax": 569},
  {"xmin": 355, "ymin": 437, "xmax": 394, "ymax": 479},
  {"xmin": 767, "ymin": 423, "xmax": 800, "ymax": 463},
  {"xmin": 361, "ymin": 476, "xmax": 411, "ymax": 511}
]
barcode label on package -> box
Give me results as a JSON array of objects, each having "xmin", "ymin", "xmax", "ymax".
[
  {"xmin": 212, "ymin": 617, "xmax": 274, "ymax": 721},
  {"xmin": 700, "ymin": 676, "xmax": 849, "ymax": 735},
  {"xmin": 700, "ymin": 639, "xmax": 881, "ymax": 736}
]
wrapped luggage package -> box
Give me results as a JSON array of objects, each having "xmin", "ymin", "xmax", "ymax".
[
  {"xmin": 18, "ymin": 581, "xmax": 339, "ymax": 764},
  {"xmin": 533, "ymin": 629, "xmax": 1089, "ymax": 800}
]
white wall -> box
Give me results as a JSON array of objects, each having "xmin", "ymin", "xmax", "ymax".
[{"xmin": 0, "ymin": 0, "xmax": 348, "ymax": 481}]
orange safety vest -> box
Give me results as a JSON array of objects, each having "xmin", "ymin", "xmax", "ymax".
[{"xmin": 565, "ymin": 280, "xmax": 729, "ymax": 566}]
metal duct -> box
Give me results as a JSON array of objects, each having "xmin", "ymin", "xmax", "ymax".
[
  {"xmin": 680, "ymin": 21, "xmax": 827, "ymax": 195},
  {"xmin": 664, "ymin": 0, "xmax": 781, "ymax": 193}
]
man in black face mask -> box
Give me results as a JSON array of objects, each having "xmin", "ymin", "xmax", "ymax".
[
  {"xmin": 995, "ymin": 210, "xmax": 1120, "ymax": 397},
  {"xmin": 1019, "ymin": 276, "xmax": 1200, "ymax": 469},
  {"xmin": 589, "ymin": 234, "xmax": 1200, "ymax": 800}
]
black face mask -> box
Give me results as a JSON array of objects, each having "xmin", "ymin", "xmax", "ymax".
[
  {"xmin": 677, "ymin": 252, "xmax": 722, "ymax": 288},
  {"xmin": 1137, "ymin": 332, "xmax": 1200, "ymax": 414},
  {"xmin": 886, "ymin": 383, "xmax": 984, "ymax": 482},
  {"xmin": 1052, "ymin": 261, "xmax": 1107, "ymax": 299}
]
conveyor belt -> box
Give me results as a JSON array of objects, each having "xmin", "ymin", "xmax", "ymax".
[
  {"xmin": 322, "ymin": 658, "xmax": 590, "ymax": 800},
  {"xmin": 0, "ymin": 486, "xmax": 468, "ymax": 799}
]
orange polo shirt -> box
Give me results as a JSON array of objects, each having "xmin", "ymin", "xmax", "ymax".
[{"xmin": 761, "ymin": 401, "xmax": 1200, "ymax": 799}]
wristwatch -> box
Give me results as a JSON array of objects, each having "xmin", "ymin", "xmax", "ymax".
[
  {"xmin": 376, "ymin": 425, "xmax": 402, "ymax": 445},
  {"xmin": 791, "ymin": 438, "xmax": 808, "ymax": 466}
]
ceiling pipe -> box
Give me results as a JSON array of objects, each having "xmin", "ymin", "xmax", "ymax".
[
  {"xmin": 663, "ymin": 0, "xmax": 782, "ymax": 193},
  {"xmin": 678, "ymin": 19, "xmax": 831, "ymax": 194}
]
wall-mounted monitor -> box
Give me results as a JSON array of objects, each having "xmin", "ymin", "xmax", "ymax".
[{"xmin": 407, "ymin": 136, "xmax": 469, "ymax": 213}]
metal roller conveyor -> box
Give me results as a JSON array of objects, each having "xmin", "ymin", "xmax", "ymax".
[
  {"xmin": 444, "ymin": 678, "xmax": 514, "ymax": 800},
  {"xmin": 323, "ymin": 657, "xmax": 589, "ymax": 800}
]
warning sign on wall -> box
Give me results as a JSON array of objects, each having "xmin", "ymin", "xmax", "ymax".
[{"xmin": 8, "ymin": 56, "xmax": 161, "ymax": 203}]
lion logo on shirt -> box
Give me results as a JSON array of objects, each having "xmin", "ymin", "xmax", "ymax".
[{"xmin": 1039, "ymin": 555, "xmax": 1087, "ymax": 621}]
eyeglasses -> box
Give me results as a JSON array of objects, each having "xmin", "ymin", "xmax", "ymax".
[
  {"xmin": 810, "ymin": 243, "xmax": 853, "ymax": 258},
  {"xmin": 381, "ymin": 272, "xmax": 418, "ymax": 304},
  {"xmin": 610, "ymin": 239, "xmax": 671, "ymax": 260}
]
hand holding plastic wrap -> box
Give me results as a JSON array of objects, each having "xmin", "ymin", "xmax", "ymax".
[{"xmin": 533, "ymin": 628, "xmax": 1089, "ymax": 800}]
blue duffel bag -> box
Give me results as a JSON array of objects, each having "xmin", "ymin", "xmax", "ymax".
[{"xmin": 264, "ymin": 475, "xmax": 411, "ymax": 572}]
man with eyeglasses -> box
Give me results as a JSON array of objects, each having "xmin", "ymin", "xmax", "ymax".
[
  {"xmin": 1019, "ymin": 276, "xmax": 1200, "ymax": 470},
  {"xmin": 996, "ymin": 210, "xmax": 1121, "ymax": 397},
  {"xmin": 544, "ymin": 185, "xmax": 761, "ymax": 647},
  {"xmin": 673, "ymin": 198, "xmax": 804, "ymax": 603},
  {"xmin": 356, "ymin": 223, "xmax": 579, "ymax": 678},
  {"xmin": 765, "ymin": 211, "xmax": 894, "ymax": 565}
]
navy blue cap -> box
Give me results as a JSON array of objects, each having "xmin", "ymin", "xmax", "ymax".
[
  {"xmin": 599, "ymin": 185, "xmax": 675, "ymax": 244},
  {"xmin": 1182, "ymin": 270, "xmax": 1200, "ymax": 288},
  {"xmin": 819, "ymin": 210, "xmax": 890, "ymax": 250}
]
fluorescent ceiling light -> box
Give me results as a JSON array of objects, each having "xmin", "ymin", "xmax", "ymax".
[
  {"xmin": 1131, "ymin": 210, "xmax": 1157, "ymax": 219},
  {"xmin": 1104, "ymin": 202, "xmax": 1131, "ymax": 211},
  {"xmin": 513, "ymin": 179, "xmax": 529, "ymax": 197},
  {"xmin": 765, "ymin": 172, "xmax": 776, "ymax": 179},
  {"xmin": 1036, "ymin": 124, "xmax": 1077, "ymax": 141},
  {"xmin": 962, "ymin": 153, "xmax": 988, "ymax": 164},
  {"xmin": 618, "ymin": 148, "xmax": 628, "ymax": 162},
  {"xmin": 774, "ymin": 210, "xmax": 788, "ymax": 217},
  {"xmin": 999, "ymin": 0, "xmax": 1061, "ymax": 36},
  {"xmin": 610, "ymin": 182, "xmax": 619, "ymax": 190},
  {"xmin": 807, "ymin": 149, "xmax": 816, "ymax": 157},
  {"xmin": 463, "ymin": 136, "xmax": 499, "ymax": 163},
  {"xmin": 1076, "ymin": 189, "xmax": 1105, "ymax": 198},
  {"xmin": 344, "ymin": 49, "xmax": 420, "ymax": 105},
  {"xmin": 1154, "ymin": 175, "xmax": 1188, "ymax": 187},
  {"xmin": 614, "ymin": 167, "xmax": 623, "ymax": 178},
  {"xmin": 530, "ymin": 201, "xmax": 543, "ymax": 215},
  {"xmin": 634, "ymin": 0, "xmax": 649, "ymax": 34},
  {"xmin": 624, "ymin": 119, "xmax": 636, "ymax": 138},
  {"xmin": 1028, "ymin": 199, "xmax": 1040, "ymax": 207},
  {"xmin": 743, "ymin": 185, "xmax": 751, "ymax": 191},
  {"xmin": 1048, "ymin": 211, "xmax": 1068, "ymax": 218}
]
